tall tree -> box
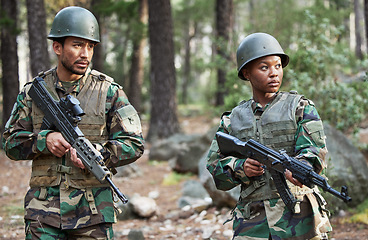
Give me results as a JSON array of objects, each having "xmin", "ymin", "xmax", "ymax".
[
  {"xmin": 366, "ymin": 0, "xmax": 368, "ymax": 54},
  {"xmin": 214, "ymin": 0, "xmax": 233, "ymax": 106},
  {"xmin": 91, "ymin": 0, "xmax": 104, "ymax": 72},
  {"xmin": 128, "ymin": 0, "xmax": 148, "ymax": 113},
  {"xmin": 173, "ymin": 0, "xmax": 215, "ymax": 105},
  {"xmin": 181, "ymin": 20, "xmax": 196, "ymax": 105},
  {"xmin": 26, "ymin": 0, "xmax": 50, "ymax": 76},
  {"xmin": 0, "ymin": 0, "xmax": 19, "ymax": 132},
  {"xmin": 147, "ymin": 0, "xmax": 179, "ymax": 141},
  {"xmin": 354, "ymin": 0, "xmax": 363, "ymax": 59}
]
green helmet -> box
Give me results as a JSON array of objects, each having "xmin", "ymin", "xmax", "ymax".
[
  {"xmin": 48, "ymin": 6, "xmax": 100, "ymax": 43},
  {"xmin": 236, "ymin": 32, "xmax": 289, "ymax": 80}
]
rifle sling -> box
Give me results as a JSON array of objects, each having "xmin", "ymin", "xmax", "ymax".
[{"xmin": 240, "ymin": 174, "xmax": 279, "ymax": 201}]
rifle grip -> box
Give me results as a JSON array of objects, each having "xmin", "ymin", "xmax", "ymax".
[{"xmin": 270, "ymin": 169, "xmax": 298, "ymax": 213}]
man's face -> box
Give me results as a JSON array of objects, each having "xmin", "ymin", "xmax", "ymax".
[{"xmin": 54, "ymin": 36, "xmax": 96, "ymax": 77}]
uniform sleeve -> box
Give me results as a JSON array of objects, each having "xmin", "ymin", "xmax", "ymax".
[
  {"xmin": 294, "ymin": 98, "xmax": 328, "ymax": 174},
  {"xmin": 2, "ymin": 85, "xmax": 51, "ymax": 160},
  {"xmin": 206, "ymin": 113, "xmax": 250, "ymax": 191},
  {"xmin": 97, "ymin": 84, "xmax": 144, "ymax": 168}
]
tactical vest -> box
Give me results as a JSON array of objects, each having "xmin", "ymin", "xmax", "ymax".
[
  {"xmin": 230, "ymin": 92, "xmax": 308, "ymax": 202},
  {"xmin": 29, "ymin": 68, "xmax": 113, "ymax": 189}
]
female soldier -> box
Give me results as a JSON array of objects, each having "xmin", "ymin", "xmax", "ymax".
[{"xmin": 206, "ymin": 32, "xmax": 332, "ymax": 240}]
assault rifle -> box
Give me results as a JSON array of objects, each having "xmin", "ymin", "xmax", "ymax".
[
  {"xmin": 29, "ymin": 77, "xmax": 128, "ymax": 204},
  {"xmin": 215, "ymin": 131, "xmax": 351, "ymax": 212}
]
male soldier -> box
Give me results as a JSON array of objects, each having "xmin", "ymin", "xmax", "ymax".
[
  {"xmin": 206, "ymin": 33, "xmax": 332, "ymax": 239},
  {"xmin": 2, "ymin": 6, "xmax": 144, "ymax": 239}
]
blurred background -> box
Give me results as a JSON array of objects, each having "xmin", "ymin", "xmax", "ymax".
[{"xmin": 1, "ymin": 0, "xmax": 368, "ymax": 239}]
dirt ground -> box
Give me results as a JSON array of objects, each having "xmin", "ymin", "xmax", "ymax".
[{"xmin": 0, "ymin": 116, "xmax": 367, "ymax": 239}]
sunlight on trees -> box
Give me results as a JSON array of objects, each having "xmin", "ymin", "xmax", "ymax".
[{"xmin": 1, "ymin": 0, "xmax": 368, "ymax": 135}]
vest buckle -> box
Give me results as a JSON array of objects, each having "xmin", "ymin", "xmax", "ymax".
[{"xmin": 56, "ymin": 164, "xmax": 72, "ymax": 174}]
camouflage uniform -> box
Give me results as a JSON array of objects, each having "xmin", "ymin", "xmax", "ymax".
[
  {"xmin": 2, "ymin": 68, "xmax": 144, "ymax": 239},
  {"xmin": 206, "ymin": 91, "xmax": 332, "ymax": 240}
]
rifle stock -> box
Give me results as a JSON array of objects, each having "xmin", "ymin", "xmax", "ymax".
[
  {"xmin": 215, "ymin": 131, "xmax": 351, "ymax": 211},
  {"xmin": 29, "ymin": 77, "xmax": 128, "ymax": 204}
]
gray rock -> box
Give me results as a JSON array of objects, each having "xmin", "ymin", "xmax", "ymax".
[
  {"xmin": 130, "ymin": 195, "xmax": 158, "ymax": 218},
  {"xmin": 198, "ymin": 144, "xmax": 239, "ymax": 208},
  {"xmin": 149, "ymin": 133, "xmax": 212, "ymax": 173},
  {"xmin": 127, "ymin": 229, "xmax": 145, "ymax": 240},
  {"xmin": 182, "ymin": 180, "xmax": 209, "ymax": 199},
  {"xmin": 323, "ymin": 123, "xmax": 368, "ymax": 212}
]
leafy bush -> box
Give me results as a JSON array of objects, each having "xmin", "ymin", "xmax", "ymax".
[
  {"xmin": 284, "ymin": 10, "xmax": 368, "ymax": 131},
  {"xmin": 223, "ymin": 10, "xmax": 368, "ymax": 132},
  {"xmin": 162, "ymin": 172, "xmax": 194, "ymax": 186},
  {"xmin": 223, "ymin": 68, "xmax": 252, "ymax": 109},
  {"xmin": 349, "ymin": 198, "xmax": 368, "ymax": 224}
]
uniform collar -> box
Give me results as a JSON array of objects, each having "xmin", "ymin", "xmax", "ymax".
[{"xmin": 53, "ymin": 68, "xmax": 92, "ymax": 96}]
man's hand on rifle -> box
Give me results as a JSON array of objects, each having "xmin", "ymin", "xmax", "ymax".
[
  {"xmin": 70, "ymin": 148, "xmax": 85, "ymax": 169},
  {"xmin": 46, "ymin": 132, "xmax": 84, "ymax": 169},
  {"xmin": 244, "ymin": 158, "xmax": 264, "ymax": 177}
]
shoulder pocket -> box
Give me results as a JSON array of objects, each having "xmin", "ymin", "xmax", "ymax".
[
  {"xmin": 117, "ymin": 105, "xmax": 142, "ymax": 134},
  {"xmin": 303, "ymin": 120, "xmax": 326, "ymax": 147}
]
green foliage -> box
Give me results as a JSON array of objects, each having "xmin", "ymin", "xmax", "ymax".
[
  {"xmin": 2, "ymin": 204, "xmax": 24, "ymax": 216},
  {"xmin": 162, "ymin": 172, "xmax": 194, "ymax": 186},
  {"xmin": 284, "ymin": 10, "xmax": 368, "ymax": 131},
  {"xmin": 0, "ymin": 3, "xmax": 21, "ymax": 35},
  {"xmin": 240, "ymin": 0, "xmax": 299, "ymax": 47},
  {"xmin": 223, "ymin": 68, "xmax": 252, "ymax": 110},
  {"xmin": 286, "ymin": 9, "xmax": 350, "ymax": 83},
  {"xmin": 12, "ymin": 0, "xmax": 368, "ymax": 132},
  {"xmin": 173, "ymin": 0, "xmax": 216, "ymax": 105},
  {"xmin": 349, "ymin": 198, "xmax": 368, "ymax": 224},
  {"xmin": 221, "ymin": 5, "xmax": 367, "ymax": 132}
]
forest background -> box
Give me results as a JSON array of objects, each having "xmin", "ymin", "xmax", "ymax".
[
  {"xmin": 1, "ymin": 0, "xmax": 368, "ymax": 232},
  {"xmin": 2, "ymin": 0, "xmax": 368, "ymax": 140}
]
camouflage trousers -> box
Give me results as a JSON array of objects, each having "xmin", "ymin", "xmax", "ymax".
[
  {"xmin": 25, "ymin": 219, "xmax": 114, "ymax": 240},
  {"xmin": 231, "ymin": 196, "xmax": 331, "ymax": 240}
]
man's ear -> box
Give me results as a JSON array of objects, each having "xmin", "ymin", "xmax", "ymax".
[{"xmin": 53, "ymin": 41, "xmax": 62, "ymax": 56}]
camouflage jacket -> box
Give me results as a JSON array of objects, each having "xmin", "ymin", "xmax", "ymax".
[
  {"xmin": 2, "ymin": 68, "xmax": 145, "ymax": 229},
  {"xmin": 206, "ymin": 93, "xmax": 327, "ymax": 191},
  {"xmin": 206, "ymin": 92, "xmax": 331, "ymax": 239}
]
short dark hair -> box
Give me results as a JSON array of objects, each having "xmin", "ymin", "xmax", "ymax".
[{"xmin": 52, "ymin": 37, "xmax": 66, "ymax": 46}]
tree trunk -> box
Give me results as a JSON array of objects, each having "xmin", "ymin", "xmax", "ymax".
[
  {"xmin": 365, "ymin": 0, "xmax": 368, "ymax": 54},
  {"xmin": 128, "ymin": 0, "xmax": 148, "ymax": 113},
  {"xmin": 181, "ymin": 21, "xmax": 196, "ymax": 105},
  {"xmin": 1, "ymin": 0, "xmax": 20, "ymax": 132},
  {"xmin": 26, "ymin": 0, "xmax": 50, "ymax": 77},
  {"xmin": 354, "ymin": 0, "xmax": 363, "ymax": 59},
  {"xmin": 147, "ymin": 0, "xmax": 179, "ymax": 141},
  {"xmin": 215, "ymin": 0, "xmax": 233, "ymax": 106},
  {"xmin": 91, "ymin": 0, "xmax": 104, "ymax": 72}
]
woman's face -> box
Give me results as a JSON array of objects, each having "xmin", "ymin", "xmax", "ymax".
[{"xmin": 242, "ymin": 55, "xmax": 283, "ymax": 96}]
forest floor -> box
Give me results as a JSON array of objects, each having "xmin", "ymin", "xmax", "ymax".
[{"xmin": 0, "ymin": 115, "xmax": 367, "ymax": 239}]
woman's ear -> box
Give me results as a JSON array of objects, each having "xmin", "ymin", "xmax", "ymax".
[{"xmin": 241, "ymin": 68, "xmax": 249, "ymax": 81}]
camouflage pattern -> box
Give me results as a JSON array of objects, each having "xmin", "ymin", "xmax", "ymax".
[
  {"xmin": 3, "ymin": 68, "xmax": 144, "ymax": 168},
  {"xmin": 25, "ymin": 219, "xmax": 113, "ymax": 239},
  {"xmin": 23, "ymin": 185, "xmax": 115, "ymax": 229},
  {"xmin": 2, "ymin": 68, "xmax": 144, "ymax": 232},
  {"xmin": 206, "ymin": 93, "xmax": 332, "ymax": 239}
]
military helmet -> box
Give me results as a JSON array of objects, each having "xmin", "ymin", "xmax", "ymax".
[
  {"xmin": 236, "ymin": 32, "xmax": 289, "ymax": 80},
  {"xmin": 48, "ymin": 6, "xmax": 100, "ymax": 43}
]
